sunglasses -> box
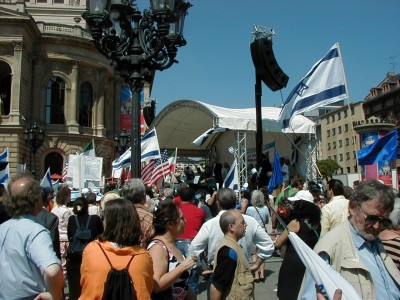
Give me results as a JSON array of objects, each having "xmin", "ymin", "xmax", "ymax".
[{"xmin": 358, "ymin": 206, "xmax": 391, "ymax": 227}]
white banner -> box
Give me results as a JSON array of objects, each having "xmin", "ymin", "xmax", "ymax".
[{"xmin": 67, "ymin": 154, "xmax": 103, "ymax": 189}]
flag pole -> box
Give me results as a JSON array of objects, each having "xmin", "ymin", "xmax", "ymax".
[
  {"xmin": 338, "ymin": 42, "xmax": 362, "ymax": 182},
  {"xmin": 282, "ymin": 132, "xmax": 307, "ymax": 161},
  {"xmin": 267, "ymin": 204, "xmax": 290, "ymax": 233}
]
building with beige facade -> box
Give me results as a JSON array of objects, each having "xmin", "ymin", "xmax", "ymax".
[
  {"xmin": 316, "ymin": 102, "xmax": 365, "ymax": 175},
  {"xmin": 0, "ymin": 0, "xmax": 152, "ymax": 180},
  {"xmin": 315, "ymin": 72, "xmax": 399, "ymax": 182}
]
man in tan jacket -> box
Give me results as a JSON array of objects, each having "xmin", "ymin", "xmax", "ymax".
[
  {"xmin": 300, "ymin": 180, "xmax": 400, "ymax": 299},
  {"xmin": 210, "ymin": 210, "xmax": 259, "ymax": 300}
]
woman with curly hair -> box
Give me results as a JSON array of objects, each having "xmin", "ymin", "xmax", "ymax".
[
  {"xmin": 274, "ymin": 190, "xmax": 321, "ymax": 300},
  {"xmin": 147, "ymin": 202, "xmax": 197, "ymax": 300}
]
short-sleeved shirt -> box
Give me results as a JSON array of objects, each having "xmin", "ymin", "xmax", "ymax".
[
  {"xmin": 134, "ymin": 204, "xmax": 154, "ymax": 247},
  {"xmin": 0, "ymin": 215, "xmax": 61, "ymax": 300},
  {"xmin": 178, "ymin": 202, "xmax": 205, "ymax": 239},
  {"xmin": 212, "ymin": 246, "xmax": 238, "ymax": 290},
  {"xmin": 246, "ymin": 206, "xmax": 269, "ymax": 227}
]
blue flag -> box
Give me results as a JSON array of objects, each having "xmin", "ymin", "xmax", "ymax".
[
  {"xmin": 358, "ymin": 129, "xmax": 398, "ymax": 165},
  {"xmin": 278, "ymin": 43, "xmax": 347, "ymax": 129},
  {"xmin": 268, "ymin": 151, "xmax": 283, "ymax": 193}
]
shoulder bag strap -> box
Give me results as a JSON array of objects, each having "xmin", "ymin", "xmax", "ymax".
[
  {"xmin": 284, "ymin": 188, "xmax": 289, "ymax": 198},
  {"xmin": 254, "ymin": 207, "xmax": 266, "ymax": 228},
  {"xmin": 97, "ymin": 242, "xmax": 114, "ymax": 268},
  {"xmin": 97, "ymin": 242, "xmax": 135, "ymax": 269},
  {"xmin": 74, "ymin": 215, "xmax": 81, "ymax": 229},
  {"xmin": 85, "ymin": 215, "xmax": 91, "ymax": 229},
  {"xmin": 125, "ymin": 253, "xmax": 135, "ymax": 269}
]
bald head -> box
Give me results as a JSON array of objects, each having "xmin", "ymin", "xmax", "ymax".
[{"xmin": 5, "ymin": 177, "xmax": 42, "ymax": 216}]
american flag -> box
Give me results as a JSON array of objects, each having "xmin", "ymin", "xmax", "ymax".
[
  {"xmin": 141, "ymin": 148, "xmax": 170, "ymax": 185},
  {"xmin": 62, "ymin": 156, "xmax": 69, "ymax": 182}
]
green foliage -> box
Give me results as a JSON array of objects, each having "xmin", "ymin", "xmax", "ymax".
[{"xmin": 317, "ymin": 159, "xmax": 341, "ymax": 180}]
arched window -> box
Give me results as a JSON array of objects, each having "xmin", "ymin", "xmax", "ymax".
[
  {"xmin": 46, "ymin": 77, "xmax": 65, "ymax": 124},
  {"xmin": 79, "ymin": 82, "xmax": 93, "ymax": 127},
  {"xmin": 44, "ymin": 152, "xmax": 63, "ymax": 177},
  {"xmin": 0, "ymin": 61, "xmax": 12, "ymax": 115}
]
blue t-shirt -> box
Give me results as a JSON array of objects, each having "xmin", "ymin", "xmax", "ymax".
[{"xmin": 0, "ymin": 215, "xmax": 61, "ymax": 300}]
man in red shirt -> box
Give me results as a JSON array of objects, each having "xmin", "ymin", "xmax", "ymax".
[{"xmin": 176, "ymin": 186, "xmax": 205, "ymax": 295}]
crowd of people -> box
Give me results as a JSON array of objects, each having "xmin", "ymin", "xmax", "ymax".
[{"xmin": 0, "ymin": 161, "xmax": 399, "ymax": 300}]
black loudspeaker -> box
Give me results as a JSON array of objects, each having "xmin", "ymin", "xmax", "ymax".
[{"xmin": 250, "ymin": 38, "xmax": 289, "ymax": 91}]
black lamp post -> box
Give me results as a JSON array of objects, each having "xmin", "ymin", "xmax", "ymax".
[
  {"xmin": 24, "ymin": 122, "xmax": 45, "ymax": 178},
  {"xmin": 114, "ymin": 128, "xmax": 130, "ymax": 155},
  {"xmin": 82, "ymin": 0, "xmax": 191, "ymax": 178}
]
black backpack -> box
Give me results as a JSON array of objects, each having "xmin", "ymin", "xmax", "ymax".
[
  {"xmin": 67, "ymin": 215, "xmax": 92, "ymax": 257},
  {"xmin": 97, "ymin": 242, "xmax": 137, "ymax": 300}
]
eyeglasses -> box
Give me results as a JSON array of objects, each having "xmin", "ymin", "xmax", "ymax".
[{"xmin": 358, "ymin": 205, "xmax": 391, "ymax": 227}]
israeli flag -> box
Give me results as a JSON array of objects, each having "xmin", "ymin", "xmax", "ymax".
[
  {"xmin": 140, "ymin": 129, "xmax": 161, "ymax": 162},
  {"xmin": 279, "ymin": 43, "xmax": 348, "ymax": 129},
  {"xmin": 40, "ymin": 167, "xmax": 52, "ymax": 188},
  {"xmin": 112, "ymin": 129, "xmax": 161, "ymax": 172},
  {"xmin": 0, "ymin": 148, "xmax": 9, "ymax": 186},
  {"xmin": 223, "ymin": 159, "xmax": 239, "ymax": 191},
  {"xmin": 193, "ymin": 126, "xmax": 227, "ymax": 147}
]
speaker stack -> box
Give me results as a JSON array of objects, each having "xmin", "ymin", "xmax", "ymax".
[{"xmin": 250, "ymin": 38, "xmax": 288, "ymax": 92}]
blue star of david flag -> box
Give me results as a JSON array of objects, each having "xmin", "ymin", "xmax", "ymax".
[{"xmin": 278, "ymin": 43, "xmax": 348, "ymax": 129}]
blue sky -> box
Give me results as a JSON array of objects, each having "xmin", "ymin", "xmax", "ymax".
[{"xmin": 149, "ymin": 0, "xmax": 400, "ymax": 113}]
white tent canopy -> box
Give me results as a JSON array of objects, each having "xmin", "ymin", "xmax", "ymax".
[{"xmin": 153, "ymin": 100, "xmax": 315, "ymax": 155}]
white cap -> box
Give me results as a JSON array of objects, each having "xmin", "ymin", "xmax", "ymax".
[{"xmin": 288, "ymin": 190, "xmax": 314, "ymax": 203}]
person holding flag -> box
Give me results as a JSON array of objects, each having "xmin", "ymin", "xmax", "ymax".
[
  {"xmin": 300, "ymin": 180, "xmax": 400, "ymax": 299},
  {"xmin": 274, "ymin": 190, "xmax": 321, "ymax": 299}
]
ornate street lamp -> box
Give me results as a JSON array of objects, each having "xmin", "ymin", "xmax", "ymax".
[
  {"xmin": 82, "ymin": 0, "xmax": 191, "ymax": 178},
  {"xmin": 114, "ymin": 128, "xmax": 130, "ymax": 155},
  {"xmin": 24, "ymin": 122, "xmax": 45, "ymax": 178}
]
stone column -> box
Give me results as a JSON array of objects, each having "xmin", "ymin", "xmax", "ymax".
[
  {"xmin": 66, "ymin": 61, "xmax": 79, "ymax": 134},
  {"xmin": 93, "ymin": 69, "xmax": 105, "ymax": 137},
  {"xmin": 9, "ymin": 41, "xmax": 23, "ymax": 124}
]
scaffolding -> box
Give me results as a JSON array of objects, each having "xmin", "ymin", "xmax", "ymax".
[
  {"xmin": 306, "ymin": 134, "xmax": 318, "ymax": 182},
  {"xmin": 251, "ymin": 24, "xmax": 276, "ymax": 41},
  {"xmin": 229, "ymin": 131, "xmax": 248, "ymax": 189}
]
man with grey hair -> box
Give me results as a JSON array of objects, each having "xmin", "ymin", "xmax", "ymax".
[
  {"xmin": 163, "ymin": 187, "xmax": 174, "ymax": 199},
  {"xmin": 192, "ymin": 188, "xmax": 274, "ymax": 297},
  {"xmin": 211, "ymin": 210, "xmax": 255, "ymax": 299},
  {"xmin": 0, "ymin": 176, "xmax": 63, "ymax": 300},
  {"xmin": 122, "ymin": 178, "xmax": 154, "ymax": 247},
  {"xmin": 300, "ymin": 179, "xmax": 400, "ymax": 299}
]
